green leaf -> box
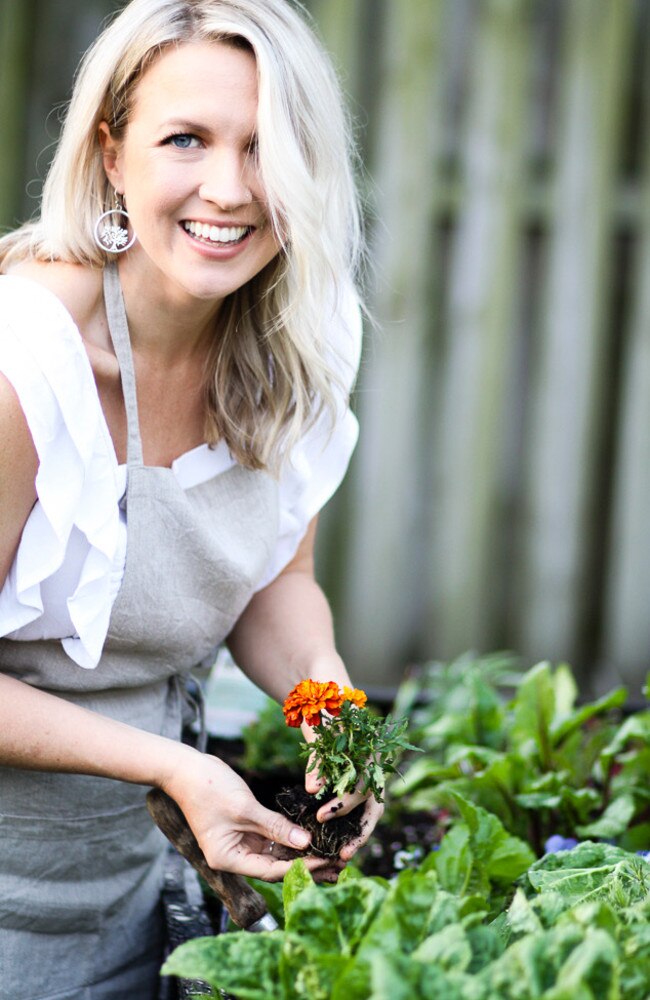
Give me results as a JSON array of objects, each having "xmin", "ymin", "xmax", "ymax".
[
  {"xmin": 451, "ymin": 793, "xmax": 535, "ymax": 883},
  {"xmin": 550, "ymin": 686, "xmax": 627, "ymax": 744},
  {"xmin": 412, "ymin": 924, "xmax": 472, "ymax": 972},
  {"xmin": 527, "ymin": 842, "xmax": 650, "ymax": 908},
  {"xmin": 432, "ymin": 823, "xmax": 474, "ymax": 895},
  {"xmin": 280, "ymin": 940, "xmax": 345, "ymax": 1000},
  {"xmin": 284, "ymin": 886, "xmax": 343, "ymax": 955},
  {"xmin": 505, "ymin": 888, "xmax": 542, "ymax": 937},
  {"xmin": 282, "ymin": 858, "xmax": 314, "ymax": 918},
  {"xmin": 551, "ymin": 928, "xmax": 619, "ymax": 996},
  {"xmin": 576, "ymin": 794, "xmax": 636, "ymax": 839},
  {"xmin": 509, "ymin": 661, "xmax": 557, "ymax": 766},
  {"xmin": 598, "ymin": 713, "xmax": 650, "ymax": 776},
  {"xmin": 161, "ymin": 932, "xmax": 282, "ymax": 999},
  {"xmin": 551, "ymin": 664, "xmax": 580, "ymax": 724},
  {"xmin": 317, "ymin": 879, "xmax": 388, "ymax": 954}
]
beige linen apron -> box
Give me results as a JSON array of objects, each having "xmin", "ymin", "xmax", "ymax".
[{"xmin": 0, "ymin": 263, "xmax": 279, "ymax": 999}]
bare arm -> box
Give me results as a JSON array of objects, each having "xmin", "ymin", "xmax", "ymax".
[
  {"xmin": 227, "ymin": 515, "xmax": 384, "ymax": 859},
  {"xmin": 0, "ymin": 380, "xmax": 330, "ymax": 880},
  {"xmin": 227, "ymin": 517, "xmax": 352, "ymax": 699}
]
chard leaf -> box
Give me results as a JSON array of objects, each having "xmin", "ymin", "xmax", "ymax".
[
  {"xmin": 412, "ymin": 923, "xmax": 472, "ymax": 971},
  {"xmin": 314, "ymin": 879, "xmax": 387, "ymax": 953},
  {"xmin": 509, "ymin": 662, "xmax": 557, "ymax": 767},
  {"xmin": 451, "ymin": 793, "xmax": 535, "ymax": 883},
  {"xmin": 598, "ymin": 713, "xmax": 650, "ymax": 776},
  {"xmin": 617, "ymin": 820, "xmax": 650, "ymax": 853},
  {"xmin": 284, "ymin": 885, "xmax": 343, "ymax": 954},
  {"xmin": 527, "ymin": 843, "xmax": 650, "ymax": 907},
  {"xmin": 280, "ymin": 942, "xmax": 345, "ymax": 1000},
  {"xmin": 550, "ymin": 686, "xmax": 627, "ymax": 744},
  {"xmin": 161, "ymin": 932, "xmax": 282, "ymax": 999},
  {"xmin": 465, "ymin": 924, "xmax": 506, "ymax": 973},
  {"xmin": 576, "ymin": 794, "xmax": 636, "ymax": 838},
  {"xmin": 483, "ymin": 925, "xmax": 615, "ymax": 1000},
  {"xmin": 390, "ymin": 756, "xmax": 458, "ymax": 797},
  {"xmin": 551, "ymin": 664, "xmax": 579, "ymax": 724},
  {"xmin": 357, "ymin": 870, "xmax": 461, "ymax": 957},
  {"xmin": 432, "ymin": 823, "xmax": 476, "ymax": 895},
  {"xmin": 283, "ymin": 858, "xmax": 314, "ymax": 917},
  {"xmin": 367, "ymin": 950, "xmax": 484, "ymax": 1000},
  {"xmin": 551, "ymin": 928, "xmax": 619, "ymax": 996},
  {"xmin": 506, "ymin": 888, "xmax": 543, "ymax": 937}
]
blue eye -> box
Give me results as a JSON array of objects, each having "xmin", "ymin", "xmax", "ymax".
[{"xmin": 164, "ymin": 132, "xmax": 200, "ymax": 149}]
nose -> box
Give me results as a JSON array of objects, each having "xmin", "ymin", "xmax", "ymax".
[{"xmin": 199, "ymin": 149, "xmax": 253, "ymax": 211}]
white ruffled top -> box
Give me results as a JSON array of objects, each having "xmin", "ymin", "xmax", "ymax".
[{"xmin": 0, "ymin": 275, "xmax": 361, "ymax": 669}]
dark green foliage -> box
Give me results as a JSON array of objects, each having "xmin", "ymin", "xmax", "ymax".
[
  {"xmin": 240, "ymin": 698, "xmax": 303, "ymax": 775},
  {"xmin": 163, "ymin": 843, "xmax": 650, "ymax": 999},
  {"xmin": 392, "ymin": 657, "xmax": 642, "ymax": 855}
]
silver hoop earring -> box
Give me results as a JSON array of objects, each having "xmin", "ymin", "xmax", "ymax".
[{"xmin": 93, "ymin": 193, "xmax": 137, "ymax": 254}]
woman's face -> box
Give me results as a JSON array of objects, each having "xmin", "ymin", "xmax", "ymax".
[{"xmin": 99, "ymin": 40, "xmax": 280, "ymax": 309}]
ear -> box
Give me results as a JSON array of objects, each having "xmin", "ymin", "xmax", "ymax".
[{"xmin": 98, "ymin": 121, "xmax": 124, "ymax": 193}]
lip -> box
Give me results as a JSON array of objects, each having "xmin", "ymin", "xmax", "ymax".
[{"xmin": 179, "ymin": 221, "xmax": 255, "ymax": 259}]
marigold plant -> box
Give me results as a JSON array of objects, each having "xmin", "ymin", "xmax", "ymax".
[{"xmin": 282, "ymin": 679, "xmax": 419, "ymax": 802}]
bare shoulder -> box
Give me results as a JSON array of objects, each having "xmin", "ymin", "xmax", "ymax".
[{"xmin": 5, "ymin": 259, "xmax": 103, "ymax": 332}]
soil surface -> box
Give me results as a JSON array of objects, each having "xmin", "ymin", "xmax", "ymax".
[{"xmin": 275, "ymin": 785, "xmax": 365, "ymax": 859}]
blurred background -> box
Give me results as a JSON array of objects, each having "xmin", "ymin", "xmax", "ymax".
[{"xmin": 2, "ymin": 0, "xmax": 649, "ymax": 696}]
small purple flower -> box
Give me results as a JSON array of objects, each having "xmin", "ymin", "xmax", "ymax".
[
  {"xmin": 544, "ymin": 835, "xmax": 579, "ymax": 854},
  {"xmin": 636, "ymin": 850, "xmax": 650, "ymax": 862}
]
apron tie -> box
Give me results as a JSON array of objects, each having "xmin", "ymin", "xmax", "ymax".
[{"xmin": 170, "ymin": 675, "xmax": 208, "ymax": 753}]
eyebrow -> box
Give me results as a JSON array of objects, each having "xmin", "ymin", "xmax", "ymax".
[
  {"xmin": 160, "ymin": 119, "xmax": 210, "ymax": 133},
  {"xmin": 159, "ymin": 117, "xmax": 257, "ymax": 141}
]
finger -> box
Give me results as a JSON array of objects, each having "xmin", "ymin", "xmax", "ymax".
[
  {"xmin": 233, "ymin": 852, "xmax": 341, "ymax": 883},
  {"xmin": 312, "ymin": 864, "xmax": 345, "ymax": 884},
  {"xmin": 245, "ymin": 801, "xmax": 311, "ymax": 852},
  {"xmin": 304, "ymin": 756, "xmax": 326, "ymax": 794},
  {"xmin": 316, "ymin": 787, "xmax": 369, "ymax": 823},
  {"xmin": 339, "ymin": 800, "xmax": 384, "ymax": 862},
  {"xmin": 300, "ymin": 722, "xmax": 327, "ymax": 794},
  {"xmin": 300, "ymin": 720, "xmax": 318, "ymax": 744}
]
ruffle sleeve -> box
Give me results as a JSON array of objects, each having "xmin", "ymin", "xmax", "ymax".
[
  {"xmin": 0, "ymin": 276, "xmax": 122, "ymax": 668},
  {"xmin": 254, "ymin": 281, "xmax": 363, "ymax": 590}
]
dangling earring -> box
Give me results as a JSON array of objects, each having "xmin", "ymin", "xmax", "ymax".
[{"xmin": 93, "ymin": 191, "xmax": 137, "ymax": 253}]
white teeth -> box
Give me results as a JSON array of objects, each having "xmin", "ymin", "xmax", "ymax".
[{"xmin": 183, "ymin": 221, "xmax": 249, "ymax": 244}]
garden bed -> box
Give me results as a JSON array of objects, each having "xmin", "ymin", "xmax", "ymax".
[{"xmin": 162, "ymin": 655, "xmax": 650, "ymax": 998}]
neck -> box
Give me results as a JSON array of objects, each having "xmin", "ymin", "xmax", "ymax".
[{"xmin": 115, "ymin": 253, "xmax": 221, "ymax": 364}]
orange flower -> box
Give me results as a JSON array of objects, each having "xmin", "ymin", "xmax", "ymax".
[
  {"xmin": 342, "ymin": 686, "xmax": 368, "ymax": 709},
  {"xmin": 282, "ymin": 679, "xmax": 344, "ymax": 728}
]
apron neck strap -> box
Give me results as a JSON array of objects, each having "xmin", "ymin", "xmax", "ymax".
[{"xmin": 103, "ymin": 262, "xmax": 144, "ymax": 468}]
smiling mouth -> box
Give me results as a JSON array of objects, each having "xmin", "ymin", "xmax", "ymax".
[{"xmin": 182, "ymin": 220, "xmax": 252, "ymax": 246}]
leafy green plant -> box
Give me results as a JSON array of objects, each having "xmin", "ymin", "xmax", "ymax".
[
  {"xmin": 163, "ymin": 835, "xmax": 650, "ymax": 1000},
  {"xmin": 162, "ymin": 661, "xmax": 650, "ymax": 999},
  {"xmin": 392, "ymin": 660, "xmax": 636, "ymax": 854}
]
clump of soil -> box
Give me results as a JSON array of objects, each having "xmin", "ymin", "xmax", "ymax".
[{"xmin": 275, "ymin": 785, "xmax": 365, "ymax": 859}]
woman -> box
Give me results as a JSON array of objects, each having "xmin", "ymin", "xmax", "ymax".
[{"xmin": 0, "ymin": 0, "xmax": 380, "ymax": 995}]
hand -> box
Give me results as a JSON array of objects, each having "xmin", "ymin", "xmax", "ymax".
[
  {"xmin": 301, "ymin": 721, "xmax": 385, "ymax": 862},
  {"xmin": 162, "ymin": 746, "xmax": 340, "ymax": 882}
]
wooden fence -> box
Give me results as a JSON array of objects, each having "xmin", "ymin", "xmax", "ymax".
[
  {"xmin": 313, "ymin": 0, "xmax": 650, "ymax": 693},
  {"xmin": 2, "ymin": 0, "xmax": 650, "ymax": 693}
]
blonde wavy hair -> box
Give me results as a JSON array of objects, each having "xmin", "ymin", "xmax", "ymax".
[{"xmin": 0, "ymin": 0, "xmax": 363, "ymax": 473}]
